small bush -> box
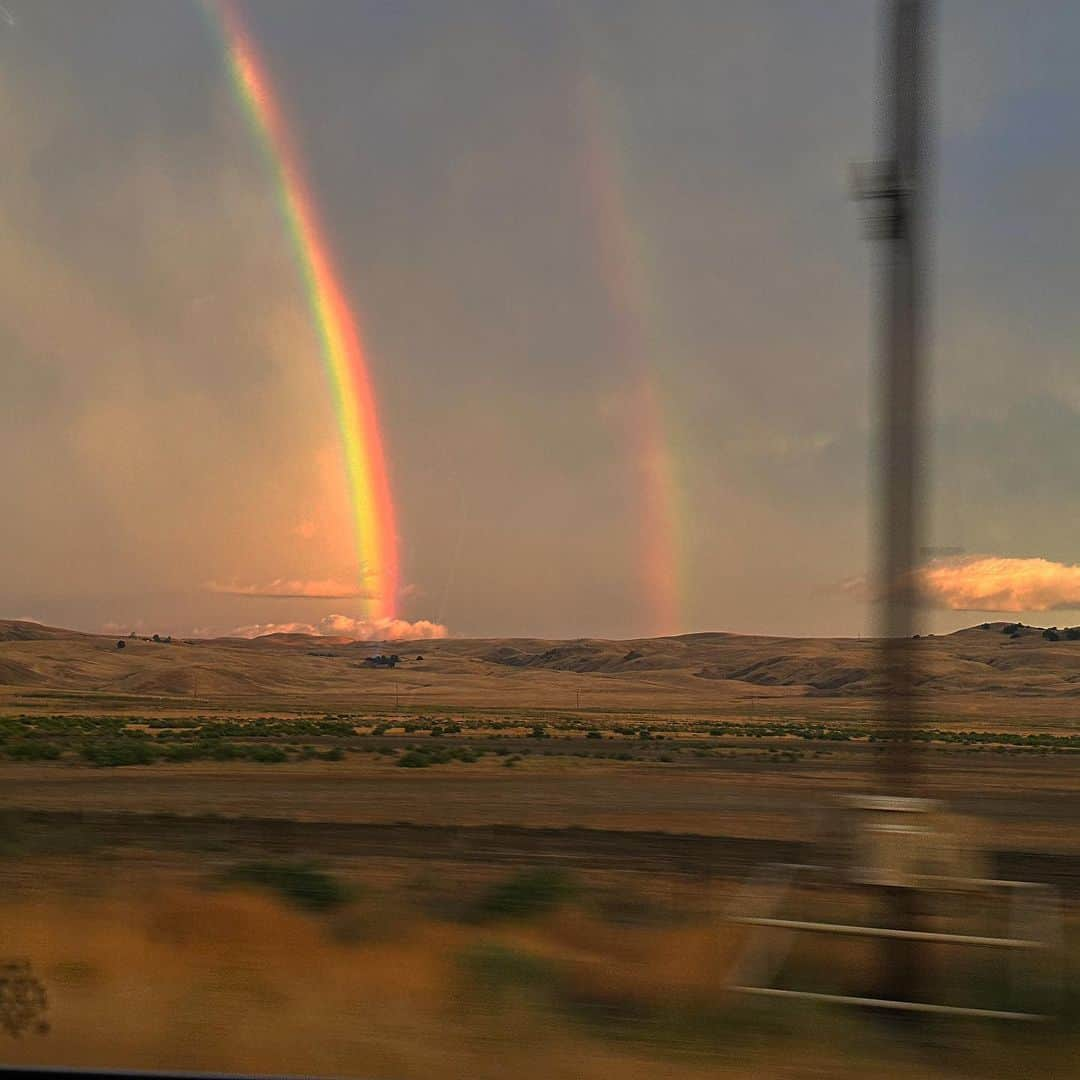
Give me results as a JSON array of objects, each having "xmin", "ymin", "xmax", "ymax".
[
  {"xmin": 471, "ymin": 868, "xmax": 576, "ymax": 922},
  {"xmin": 397, "ymin": 750, "xmax": 431, "ymax": 768},
  {"xmin": 247, "ymin": 745, "xmax": 288, "ymax": 764},
  {"xmin": 221, "ymin": 861, "xmax": 351, "ymax": 912},
  {"xmin": 458, "ymin": 942, "xmax": 558, "ymax": 1002},
  {"xmin": 211, "ymin": 741, "xmax": 241, "ymax": 761},
  {"xmin": 5, "ymin": 740, "xmax": 61, "ymax": 762},
  {"xmin": 81, "ymin": 738, "xmax": 157, "ymax": 767},
  {"xmin": 160, "ymin": 743, "xmax": 202, "ymax": 763}
]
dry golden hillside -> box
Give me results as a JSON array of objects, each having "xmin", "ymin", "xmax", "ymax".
[{"xmin": 2, "ymin": 619, "xmax": 1079, "ymax": 723}]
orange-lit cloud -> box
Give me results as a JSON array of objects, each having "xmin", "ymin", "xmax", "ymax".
[
  {"xmin": 916, "ymin": 555, "xmax": 1080, "ymax": 612},
  {"xmin": 230, "ymin": 614, "xmax": 448, "ymax": 641},
  {"xmin": 206, "ymin": 578, "xmax": 373, "ymax": 600},
  {"xmin": 843, "ymin": 555, "xmax": 1080, "ymax": 612}
]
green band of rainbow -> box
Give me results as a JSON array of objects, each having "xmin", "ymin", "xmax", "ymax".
[{"xmin": 207, "ymin": 0, "xmax": 398, "ymax": 621}]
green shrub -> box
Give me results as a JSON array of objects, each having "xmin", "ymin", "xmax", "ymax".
[
  {"xmin": 458, "ymin": 941, "xmax": 558, "ymax": 1001},
  {"xmin": 471, "ymin": 868, "xmax": 576, "ymax": 922},
  {"xmin": 160, "ymin": 743, "xmax": 202, "ymax": 763},
  {"xmin": 247, "ymin": 745, "xmax": 288, "ymax": 764},
  {"xmin": 319, "ymin": 747, "xmax": 345, "ymax": 762},
  {"xmin": 397, "ymin": 750, "xmax": 431, "ymax": 768},
  {"xmin": 81, "ymin": 738, "xmax": 158, "ymax": 767},
  {"xmin": 5, "ymin": 740, "xmax": 61, "ymax": 761},
  {"xmin": 221, "ymin": 861, "xmax": 351, "ymax": 912}
]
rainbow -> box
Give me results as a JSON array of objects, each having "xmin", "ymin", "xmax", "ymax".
[
  {"xmin": 577, "ymin": 72, "xmax": 685, "ymax": 636},
  {"xmin": 205, "ymin": 0, "xmax": 398, "ymax": 621}
]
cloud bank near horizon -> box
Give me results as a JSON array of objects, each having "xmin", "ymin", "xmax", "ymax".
[
  {"xmin": 230, "ymin": 613, "xmax": 448, "ymax": 641},
  {"xmin": 207, "ymin": 578, "xmax": 374, "ymax": 600},
  {"xmin": 916, "ymin": 555, "xmax": 1080, "ymax": 613},
  {"xmin": 843, "ymin": 555, "xmax": 1080, "ymax": 613}
]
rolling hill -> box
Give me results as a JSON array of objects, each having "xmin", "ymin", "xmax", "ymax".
[{"xmin": 2, "ymin": 618, "xmax": 1080, "ymax": 721}]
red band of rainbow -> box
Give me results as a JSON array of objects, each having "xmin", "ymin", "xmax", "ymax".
[{"xmin": 207, "ymin": 1, "xmax": 398, "ymax": 621}]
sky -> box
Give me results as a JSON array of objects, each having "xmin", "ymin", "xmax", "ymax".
[{"xmin": 3, "ymin": 0, "xmax": 1080, "ymax": 642}]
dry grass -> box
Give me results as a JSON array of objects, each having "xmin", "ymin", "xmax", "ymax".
[{"xmin": 1, "ymin": 870, "xmax": 1072, "ymax": 1079}]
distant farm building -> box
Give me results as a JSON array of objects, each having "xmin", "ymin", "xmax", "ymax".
[{"xmin": 363, "ymin": 654, "xmax": 400, "ymax": 669}]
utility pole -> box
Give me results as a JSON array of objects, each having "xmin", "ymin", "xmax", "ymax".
[
  {"xmin": 879, "ymin": 0, "xmax": 928, "ymax": 789},
  {"xmin": 855, "ymin": 0, "xmax": 931, "ymax": 1004}
]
